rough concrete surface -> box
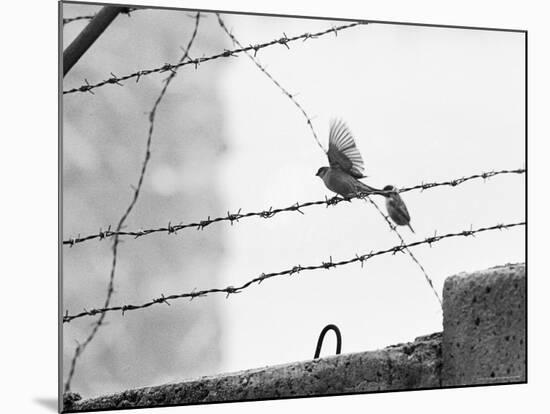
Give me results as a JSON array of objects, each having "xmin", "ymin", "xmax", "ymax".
[
  {"xmin": 66, "ymin": 333, "xmax": 441, "ymax": 412},
  {"xmin": 442, "ymin": 263, "xmax": 526, "ymax": 386}
]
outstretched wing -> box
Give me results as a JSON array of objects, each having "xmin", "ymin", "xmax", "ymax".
[{"xmin": 327, "ymin": 119, "xmax": 365, "ymax": 178}]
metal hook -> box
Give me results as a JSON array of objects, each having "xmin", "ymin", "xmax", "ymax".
[{"xmin": 314, "ymin": 324, "xmax": 342, "ymax": 359}]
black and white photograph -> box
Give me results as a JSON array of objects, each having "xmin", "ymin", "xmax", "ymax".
[{"xmin": 60, "ymin": 1, "xmax": 526, "ymax": 412}]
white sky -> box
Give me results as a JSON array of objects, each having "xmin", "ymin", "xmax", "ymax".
[{"xmin": 215, "ymin": 14, "xmax": 524, "ymax": 373}]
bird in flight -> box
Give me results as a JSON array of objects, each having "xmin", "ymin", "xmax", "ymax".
[
  {"xmin": 315, "ymin": 119, "xmax": 415, "ymax": 233},
  {"xmin": 315, "ymin": 119, "xmax": 377, "ymax": 198}
]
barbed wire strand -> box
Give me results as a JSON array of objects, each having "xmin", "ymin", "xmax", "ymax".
[
  {"xmin": 216, "ymin": 14, "xmax": 326, "ymax": 152},
  {"xmin": 63, "ymin": 168, "xmax": 525, "ymax": 247},
  {"xmin": 63, "ymin": 13, "xmax": 202, "ymax": 393},
  {"xmin": 364, "ymin": 196, "xmax": 442, "ymax": 305},
  {"xmin": 62, "ymin": 7, "xmax": 139, "ymax": 25},
  {"xmin": 63, "ymin": 221, "xmax": 524, "ymax": 323},
  {"xmin": 63, "ymin": 21, "xmax": 365, "ymax": 95}
]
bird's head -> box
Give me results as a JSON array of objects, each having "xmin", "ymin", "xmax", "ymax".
[
  {"xmin": 316, "ymin": 167, "xmax": 329, "ymax": 178},
  {"xmin": 382, "ymin": 185, "xmax": 397, "ymax": 196}
]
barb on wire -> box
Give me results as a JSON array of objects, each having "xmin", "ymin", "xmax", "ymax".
[
  {"xmin": 63, "ymin": 7, "xmax": 140, "ymax": 25},
  {"xmin": 364, "ymin": 196, "xmax": 442, "ymax": 305},
  {"xmin": 63, "ymin": 221, "xmax": 525, "ymax": 323},
  {"xmin": 399, "ymin": 169, "xmax": 525, "ymax": 194},
  {"xmin": 63, "ymin": 168, "xmax": 525, "ymax": 246},
  {"xmin": 63, "ymin": 21, "xmax": 365, "ymax": 95},
  {"xmin": 216, "ymin": 14, "xmax": 326, "ymax": 152},
  {"xmin": 63, "ymin": 13, "xmax": 202, "ymax": 393}
]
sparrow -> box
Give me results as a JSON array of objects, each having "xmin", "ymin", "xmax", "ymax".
[
  {"xmin": 381, "ymin": 185, "xmax": 415, "ymax": 233},
  {"xmin": 316, "ymin": 119, "xmax": 377, "ymax": 198}
]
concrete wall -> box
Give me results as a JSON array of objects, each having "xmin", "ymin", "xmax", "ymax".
[
  {"xmin": 441, "ymin": 263, "xmax": 526, "ymax": 386},
  {"xmin": 64, "ymin": 262, "xmax": 526, "ymax": 412}
]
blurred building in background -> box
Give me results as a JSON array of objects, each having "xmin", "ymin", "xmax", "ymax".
[{"xmin": 62, "ymin": 4, "xmax": 227, "ymax": 397}]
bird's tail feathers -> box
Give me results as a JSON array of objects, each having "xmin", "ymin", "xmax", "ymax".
[
  {"xmin": 408, "ymin": 223, "xmax": 415, "ymax": 234},
  {"xmin": 355, "ymin": 180, "xmax": 381, "ymax": 194}
]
